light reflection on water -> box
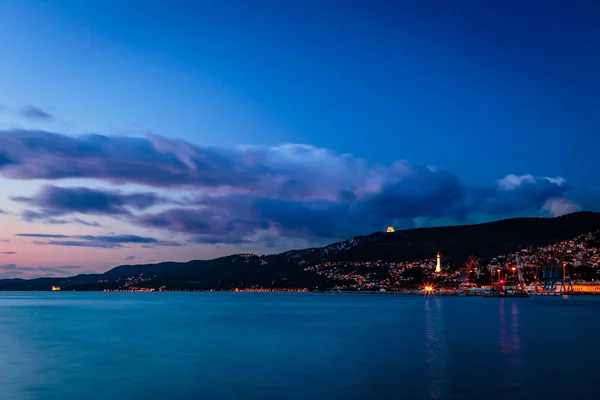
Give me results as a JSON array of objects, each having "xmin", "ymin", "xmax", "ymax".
[
  {"xmin": 424, "ymin": 298, "xmax": 447, "ymax": 399},
  {"xmin": 498, "ymin": 300, "xmax": 521, "ymax": 392},
  {"xmin": 0, "ymin": 293, "xmax": 598, "ymax": 400}
]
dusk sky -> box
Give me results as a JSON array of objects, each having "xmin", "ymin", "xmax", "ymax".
[{"xmin": 1, "ymin": 0, "xmax": 599, "ymax": 277}]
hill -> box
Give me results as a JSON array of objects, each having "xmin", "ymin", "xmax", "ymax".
[{"xmin": 2, "ymin": 211, "xmax": 600, "ymax": 291}]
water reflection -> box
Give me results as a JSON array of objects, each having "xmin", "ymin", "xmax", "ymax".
[
  {"xmin": 424, "ymin": 298, "xmax": 446, "ymax": 399},
  {"xmin": 1, "ymin": 293, "xmax": 598, "ymax": 400},
  {"xmin": 0, "ymin": 315, "xmax": 40, "ymax": 399},
  {"xmin": 498, "ymin": 300, "xmax": 521, "ymax": 391}
]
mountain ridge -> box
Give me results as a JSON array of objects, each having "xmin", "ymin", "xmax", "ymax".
[{"xmin": 2, "ymin": 211, "xmax": 600, "ymax": 291}]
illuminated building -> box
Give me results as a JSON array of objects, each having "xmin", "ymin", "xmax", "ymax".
[
  {"xmin": 386, "ymin": 226, "xmax": 395, "ymax": 233},
  {"xmin": 51, "ymin": 286, "xmax": 61, "ymax": 291},
  {"xmin": 435, "ymin": 253, "xmax": 441, "ymax": 273},
  {"xmin": 568, "ymin": 282, "xmax": 600, "ymax": 293}
]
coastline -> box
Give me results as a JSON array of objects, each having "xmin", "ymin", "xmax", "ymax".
[{"xmin": 24, "ymin": 289, "xmax": 596, "ymax": 296}]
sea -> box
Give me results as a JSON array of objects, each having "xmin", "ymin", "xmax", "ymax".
[{"xmin": 0, "ymin": 292, "xmax": 598, "ymax": 400}]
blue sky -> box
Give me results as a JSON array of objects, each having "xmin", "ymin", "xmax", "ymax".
[{"xmin": 1, "ymin": 0, "xmax": 599, "ymax": 276}]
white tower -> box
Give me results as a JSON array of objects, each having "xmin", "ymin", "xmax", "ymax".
[{"xmin": 435, "ymin": 253, "xmax": 441, "ymax": 273}]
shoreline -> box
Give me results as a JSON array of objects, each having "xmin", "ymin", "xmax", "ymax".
[{"xmin": 13, "ymin": 289, "xmax": 596, "ymax": 296}]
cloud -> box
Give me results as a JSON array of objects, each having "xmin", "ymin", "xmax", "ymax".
[
  {"xmin": 76, "ymin": 234, "xmax": 170, "ymax": 244},
  {"xmin": 481, "ymin": 175, "xmax": 573, "ymax": 216},
  {"xmin": 0, "ymin": 270, "xmax": 24, "ymax": 279},
  {"xmin": 21, "ymin": 210, "xmax": 101, "ymax": 227},
  {"xmin": 133, "ymin": 175, "xmax": 598, "ymax": 242},
  {"xmin": 36, "ymin": 266, "xmax": 80, "ymax": 273},
  {"xmin": 54, "ymin": 265, "xmax": 80, "ymax": 270},
  {"xmin": 0, "ymin": 151, "xmax": 15, "ymax": 167},
  {"xmin": 39, "ymin": 240, "xmax": 123, "ymax": 248},
  {"xmin": 13, "ymin": 185, "xmax": 168, "ymax": 219},
  {"xmin": 0, "ymin": 252, "xmax": 16, "ymax": 254},
  {"xmin": 71, "ymin": 218, "xmax": 101, "ymax": 227},
  {"xmin": 497, "ymin": 174, "xmax": 536, "ymax": 191},
  {"xmin": 20, "ymin": 106, "xmax": 53, "ymax": 121},
  {"xmin": 140, "ymin": 240, "xmax": 182, "ymax": 248},
  {"xmin": 22, "ymin": 233, "xmax": 182, "ymax": 248},
  {"xmin": 124, "ymin": 256, "xmax": 137, "ymax": 261},
  {"xmin": 1, "ymin": 130, "xmax": 599, "ymax": 244},
  {"xmin": 16, "ymin": 233, "xmax": 70, "ymax": 238},
  {"xmin": 0, "ymin": 263, "xmax": 80, "ymax": 278},
  {"xmin": 0, "ymin": 130, "xmax": 399, "ymax": 200},
  {"xmin": 541, "ymin": 198, "xmax": 581, "ymax": 217}
]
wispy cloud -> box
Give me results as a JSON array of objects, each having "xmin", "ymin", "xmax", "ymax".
[
  {"xmin": 16, "ymin": 233, "xmax": 70, "ymax": 238},
  {"xmin": 0, "ymin": 263, "xmax": 80, "ymax": 278},
  {"xmin": 20, "ymin": 233, "xmax": 182, "ymax": 248},
  {"xmin": 20, "ymin": 106, "xmax": 53, "ymax": 121},
  {"xmin": 21, "ymin": 210, "xmax": 101, "ymax": 227}
]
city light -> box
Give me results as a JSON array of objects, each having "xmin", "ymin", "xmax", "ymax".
[{"xmin": 423, "ymin": 284, "xmax": 435, "ymax": 294}]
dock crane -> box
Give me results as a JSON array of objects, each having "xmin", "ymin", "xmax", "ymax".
[
  {"xmin": 458, "ymin": 255, "xmax": 479, "ymax": 294},
  {"xmin": 541, "ymin": 246, "xmax": 572, "ymax": 293},
  {"xmin": 514, "ymin": 254, "xmax": 527, "ymax": 293}
]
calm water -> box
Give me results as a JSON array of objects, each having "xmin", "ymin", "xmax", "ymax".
[{"xmin": 0, "ymin": 293, "xmax": 598, "ymax": 400}]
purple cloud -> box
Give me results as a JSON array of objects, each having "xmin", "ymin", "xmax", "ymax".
[
  {"xmin": 16, "ymin": 233, "xmax": 70, "ymax": 238},
  {"xmin": 22, "ymin": 233, "xmax": 182, "ymax": 248},
  {"xmin": 40, "ymin": 240, "xmax": 123, "ymax": 248},
  {"xmin": 1, "ymin": 130, "xmax": 599, "ymax": 244},
  {"xmin": 20, "ymin": 210, "xmax": 101, "ymax": 227},
  {"xmin": 53, "ymin": 265, "xmax": 80, "ymax": 270},
  {"xmin": 0, "ymin": 270, "xmax": 23, "ymax": 279},
  {"xmin": 132, "ymin": 176, "xmax": 598, "ymax": 242},
  {"xmin": 124, "ymin": 256, "xmax": 137, "ymax": 261},
  {"xmin": 37, "ymin": 266, "xmax": 80, "ymax": 273},
  {"xmin": 0, "ymin": 263, "xmax": 80, "ymax": 278},
  {"xmin": 0, "ymin": 252, "xmax": 16, "ymax": 254},
  {"xmin": 20, "ymin": 106, "xmax": 53, "ymax": 121},
  {"xmin": 0, "ymin": 130, "xmax": 395, "ymax": 200},
  {"xmin": 0, "ymin": 151, "xmax": 15, "ymax": 167},
  {"xmin": 13, "ymin": 185, "xmax": 168, "ymax": 218}
]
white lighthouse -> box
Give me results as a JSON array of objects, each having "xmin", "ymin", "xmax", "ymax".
[{"xmin": 435, "ymin": 253, "xmax": 441, "ymax": 273}]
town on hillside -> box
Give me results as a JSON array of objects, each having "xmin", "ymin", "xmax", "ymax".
[{"xmin": 305, "ymin": 230, "xmax": 600, "ymax": 296}]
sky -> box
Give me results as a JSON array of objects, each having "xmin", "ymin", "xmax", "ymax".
[{"xmin": 1, "ymin": 0, "xmax": 599, "ymax": 277}]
